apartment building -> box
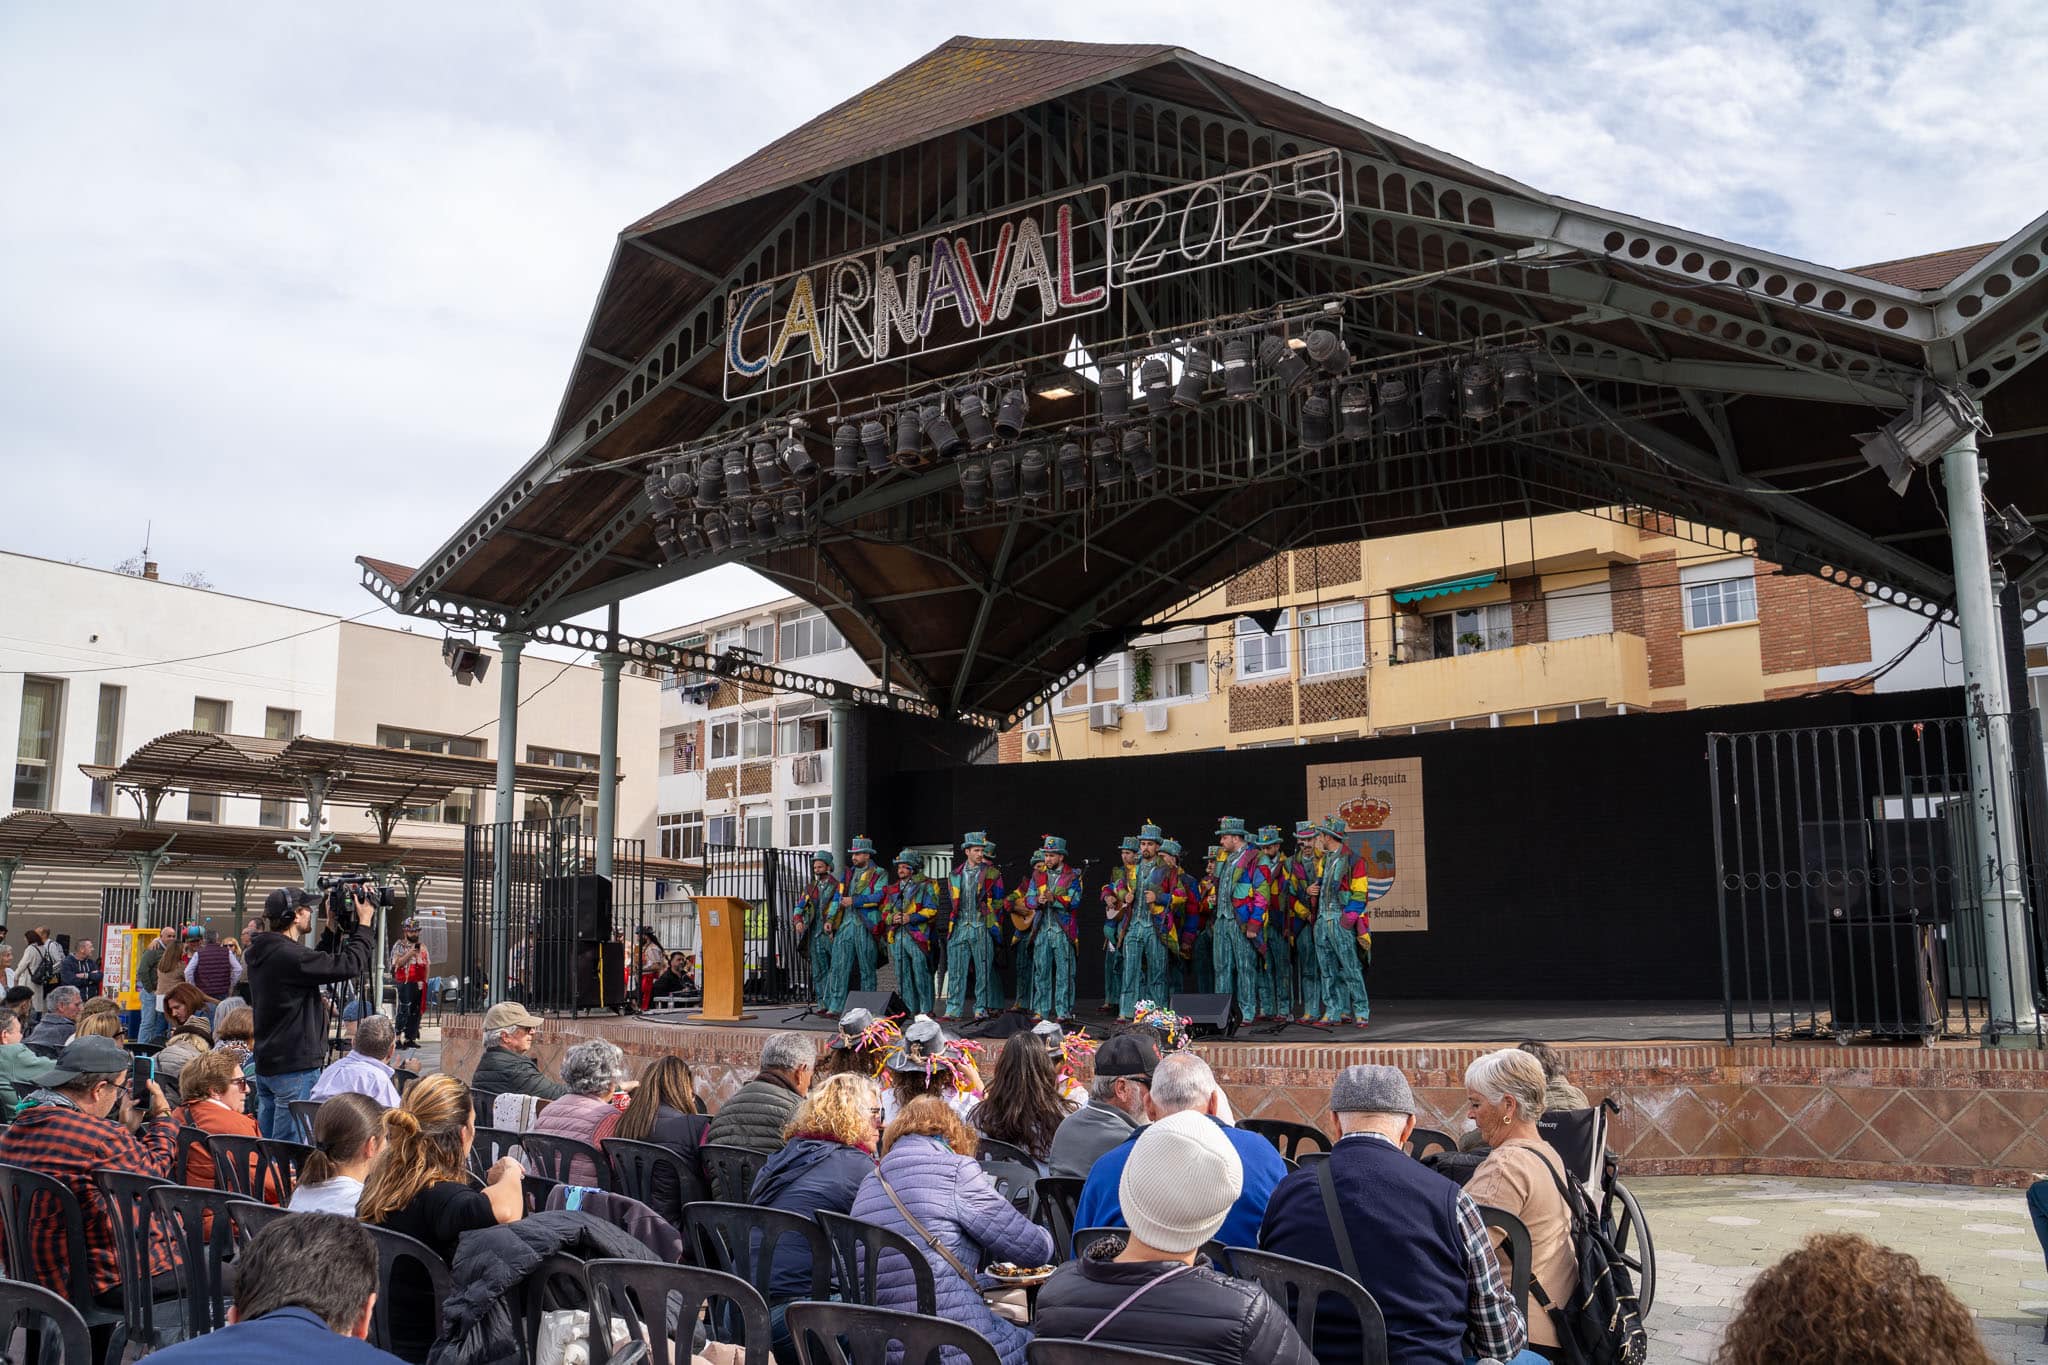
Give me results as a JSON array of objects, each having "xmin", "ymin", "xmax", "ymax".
[
  {"xmin": 1, "ymin": 551, "xmax": 657, "ymax": 930},
  {"xmin": 652, "ymin": 597, "xmax": 877, "ymax": 863}
]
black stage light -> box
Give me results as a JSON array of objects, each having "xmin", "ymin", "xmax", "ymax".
[
  {"xmin": 651, "ymin": 518, "xmax": 680, "ymax": 558},
  {"xmin": 990, "ymin": 452, "xmax": 1019, "ymax": 504},
  {"xmin": 1121, "ymin": 426, "xmax": 1156, "ymax": 480},
  {"xmin": 682, "ymin": 526, "xmax": 708, "ymax": 557},
  {"xmin": 643, "ymin": 469, "xmax": 664, "ymax": 502},
  {"xmin": 994, "ymin": 386, "xmax": 1029, "ymax": 441},
  {"xmin": 779, "ymin": 494, "xmax": 804, "ymax": 536},
  {"xmin": 1098, "ymin": 364, "xmax": 1130, "ymax": 423},
  {"xmin": 831, "ymin": 423, "xmax": 860, "ymax": 477},
  {"xmin": 1174, "ymin": 346, "xmax": 1212, "ymax": 407},
  {"xmin": 1459, "ymin": 360, "xmax": 1500, "ymax": 420},
  {"xmin": 1261, "ymin": 336, "xmax": 1311, "ymax": 390},
  {"xmin": 1091, "ymin": 434, "xmax": 1122, "ymax": 485},
  {"xmin": 703, "ymin": 513, "xmax": 730, "ymax": 554},
  {"xmin": 1420, "ymin": 365, "xmax": 1453, "ymax": 423},
  {"xmin": 959, "ymin": 391, "xmax": 995, "ymax": 448},
  {"xmin": 694, "ymin": 453, "xmax": 724, "ymax": 508},
  {"xmin": 1379, "ymin": 375, "xmax": 1417, "ymax": 433},
  {"xmin": 751, "ymin": 439, "xmax": 786, "ymax": 491},
  {"xmin": 648, "ymin": 489, "xmax": 679, "ymax": 519},
  {"xmin": 1500, "ymin": 352, "xmax": 1537, "ymax": 407},
  {"xmin": 1140, "ymin": 356, "xmax": 1172, "ymax": 417},
  {"xmin": 1222, "ymin": 336, "xmax": 1256, "ymax": 400},
  {"xmin": 894, "ymin": 409, "xmax": 923, "ymax": 465},
  {"xmin": 1339, "ymin": 383, "xmax": 1373, "ymax": 440},
  {"xmin": 960, "ymin": 461, "xmax": 989, "ymax": 512},
  {"xmin": 724, "ymin": 449, "xmax": 752, "ymax": 500},
  {"xmin": 780, "ymin": 434, "xmax": 816, "ymax": 481},
  {"xmin": 1019, "ymin": 446, "xmax": 1049, "ymax": 499},
  {"xmin": 665, "ymin": 462, "xmax": 695, "ymax": 503},
  {"xmin": 922, "ymin": 403, "xmax": 965, "ymax": 459},
  {"xmin": 726, "ymin": 509, "xmax": 750, "ymax": 548},
  {"xmin": 1304, "ymin": 328, "xmax": 1350, "ymax": 376},
  {"xmin": 1300, "ymin": 392, "xmax": 1334, "ymax": 449},
  {"xmin": 861, "ymin": 419, "xmax": 892, "ymax": 473},
  {"xmin": 1057, "ymin": 439, "xmax": 1086, "ymax": 493},
  {"xmin": 749, "ymin": 499, "xmax": 776, "ymax": 538}
]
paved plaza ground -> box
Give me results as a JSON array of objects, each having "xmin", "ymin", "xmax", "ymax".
[{"xmin": 1637, "ymin": 1175, "xmax": 2048, "ymax": 1363}]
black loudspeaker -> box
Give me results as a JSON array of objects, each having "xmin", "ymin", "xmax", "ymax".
[
  {"xmin": 575, "ymin": 939, "xmax": 627, "ymax": 1010},
  {"xmin": 542, "ymin": 874, "xmax": 613, "ymax": 942},
  {"xmin": 1172, "ymin": 993, "xmax": 1239, "ymax": 1039},
  {"xmin": 842, "ymin": 989, "xmax": 905, "ymax": 1019}
]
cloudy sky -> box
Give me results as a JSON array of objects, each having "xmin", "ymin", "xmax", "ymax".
[{"xmin": 4, "ymin": 2, "xmax": 2043, "ymax": 643}]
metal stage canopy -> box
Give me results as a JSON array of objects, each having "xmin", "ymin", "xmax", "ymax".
[{"xmin": 359, "ymin": 35, "xmax": 2048, "ymax": 727}]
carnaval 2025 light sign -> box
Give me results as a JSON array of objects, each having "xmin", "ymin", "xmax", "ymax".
[{"xmin": 721, "ymin": 148, "xmax": 1348, "ymax": 399}]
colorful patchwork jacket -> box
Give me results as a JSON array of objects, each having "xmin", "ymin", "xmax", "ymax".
[
  {"xmin": 1128, "ymin": 856, "xmax": 1178, "ymax": 951},
  {"xmin": 1169, "ymin": 869, "xmax": 1205, "ymax": 958},
  {"xmin": 948, "ymin": 861, "xmax": 1007, "ymax": 939},
  {"xmin": 1280, "ymin": 853, "xmax": 1319, "ymax": 942},
  {"xmin": 1216, "ymin": 846, "xmax": 1275, "ymax": 949},
  {"xmin": 884, "ymin": 874, "xmax": 943, "ymax": 951},
  {"xmin": 1024, "ymin": 866, "xmax": 1083, "ymax": 946},
  {"xmin": 794, "ymin": 875, "xmax": 841, "ymax": 948},
  {"xmin": 841, "ymin": 863, "xmax": 889, "ymax": 937},
  {"xmin": 1320, "ymin": 850, "xmax": 1374, "ymax": 956},
  {"xmin": 1101, "ymin": 861, "xmax": 1137, "ymax": 949}
]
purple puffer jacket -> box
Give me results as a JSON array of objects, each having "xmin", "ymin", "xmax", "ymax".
[{"xmin": 849, "ymin": 1135, "xmax": 1054, "ymax": 1365}]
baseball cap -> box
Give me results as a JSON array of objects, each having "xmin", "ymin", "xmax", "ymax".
[
  {"xmin": 1093, "ymin": 1031, "xmax": 1161, "ymax": 1081},
  {"xmin": 261, "ymin": 886, "xmax": 316, "ymax": 921},
  {"xmin": 482, "ymin": 1001, "xmax": 545, "ymax": 1031},
  {"xmin": 42, "ymin": 1035, "xmax": 134, "ymax": 1087}
]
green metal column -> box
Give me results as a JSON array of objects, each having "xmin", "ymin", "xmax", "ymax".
[
  {"xmin": 828, "ymin": 700, "xmax": 853, "ymax": 854},
  {"xmin": 491, "ymin": 631, "xmax": 526, "ymax": 1005},
  {"xmin": 596, "ymin": 650, "xmax": 623, "ymax": 879},
  {"xmin": 0, "ymin": 857, "xmax": 20, "ymax": 929},
  {"xmin": 126, "ymin": 838, "xmax": 176, "ymax": 928},
  {"xmin": 221, "ymin": 867, "xmax": 257, "ymax": 922}
]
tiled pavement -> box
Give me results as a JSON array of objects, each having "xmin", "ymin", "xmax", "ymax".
[{"xmin": 1636, "ymin": 1175, "xmax": 2048, "ymax": 1363}]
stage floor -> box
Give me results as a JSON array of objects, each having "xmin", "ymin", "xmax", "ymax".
[{"xmin": 640, "ymin": 997, "xmax": 1730, "ymax": 1044}]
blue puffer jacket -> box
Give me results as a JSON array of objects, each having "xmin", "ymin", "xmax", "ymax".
[
  {"xmin": 850, "ymin": 1135, "xmax": 1054, "ymax": 1365},
  {"xmin": 749, "ymin": 1135, "xmax": 876, "ymax": 1300}
]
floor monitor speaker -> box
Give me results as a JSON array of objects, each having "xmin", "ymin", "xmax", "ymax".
[
  {"xmin": 1172, "ymin": 992, "xmax": 1239, "ymax": 1038},
  {"xmin": 841, "ymin": 989, "xmax": 905, "ymax": 1019}
]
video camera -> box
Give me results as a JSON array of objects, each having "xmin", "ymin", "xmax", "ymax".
[{"xmin": 316, "ymin": 871, "xmax": 397, "ymax": 931}]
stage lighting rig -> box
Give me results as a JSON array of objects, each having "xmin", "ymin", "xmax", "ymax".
[
  {"xmin": 1500, "ymin": 352, "xmax": 1537, "ymax": 407},
  {"xmin": 1222, "ymin": 336, "xmax": 1256, "ymax": 401},
  {"xmin": 1261, "ymin": 335, "xmax": 1312, "ymax": 390},
  {"xmin": 922, "ymin": 402, "xmax": 965, "ymax": 459},
  {"xmin": 1098, "ymin": 363, "xmax": 1131, "ymax": 423},
  {"xmin": 958, "ymin": 390, "xmax": 996, "ymax": 448},
  {"xmin": 894, "ymin": 409, "xmax": 923, "ymax": 466},
  {"xmin": 960, "ymin": 460, "xmax": 990, "ymax": 512},
  {"xmin": 1174, "ymin": 346, "xmax": 1212, "ymax": 407},
  {"xmin": 1420, "ymin": 365, "xmax": 1453, "ymax": 423},
  {"xmin": 750, "ymin": 439, "xmax": 786, "ymax": 492},
  {"xmin": 861, "ymin": 419, "xmax": 892, "ymax": 474},
  {"xmin": 990, "ymin": 452, "xmax": 1020, "ymax": 504},
  {"xmin": 779, "ymin": 494, "xmax": 805, "ymax": 537},
  {"xmin": 703, "ymin": 513, "xmax": 730, "ymax": 554},
  {"xmin": 779, "ymin": 432, "xmax": 816, "ymax": 481},
  {"xmin": 1459, "ymin": 360, "xmax": 1500, "ymax": 420},
  {"xmin": 441, "ymin": 635, "xmax": 490, "ymax": 686},
  {"xmin": 1057, "ymin": 438, "xmax": 1087, "ymax": 494},
  {"xmin": 1019, "ymin": 446, "xmax": 1050, "ymax": 500},
  {"xmin": 1300, "ymin": 391, "xmax": 1334, "ymax": 449},
  {"xmin": 1121, "ymin": 426, "xmax": 1156, "ymax": 480},
  {"xmin": 995, "ymin": 385, "xmax": 1029, "ymax": 441},
  {"xmin": 1091, "ymin": 434, "xmax": 1122, "ymax": 486},
  {"xmin": 1856, "ymin": 381, "xmax": 1983, "ymax": 497},
  {"xmin": 831, "ymin": 423, "xmax": 859, "ymax": 477},
  {"xmin": 1304, "ymin": 328, "xmax": 1349, "ymax": 376},
  {"xmin": 1379, "ymin": 375, "xmax": 1417, "ymax": 433},
  {"xmin": 1339, "ymin": 383, "xmax": 1372, "ymax": 441},
  {"xmin": 749, "ymin": 500, "xmax": 776, "ymax": 539},
  {"xmin": 724, "ymin": 450, "xmax": 753, "ymax": 500},
  {"xmin": 695, "ymin": 453, "xmax": 725, "ymax": 508},
  {"xmin": 1140, "ymin": 356, "xmax": 1172, "ymax": 417}
]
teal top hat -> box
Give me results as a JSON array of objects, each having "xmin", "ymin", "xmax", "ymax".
[
  {"xmin": 982, "ymin": 838, "xmax": 998, "ymax": 856},
  {"xmin": 849, "ymin": 835, "xmax": 877, "ymax": 855},
  {"xmin": 1119, "ymin": 835, "xmax": 1141, "ymax": 853},
  {"xmin": 892, "ymin": 848, "xmax": 921, "ymax": 870},
  {"xmin": 1293, "ymin": 820, "xmax": 1317, "ymax": 838},
  {"xmin": 1206, "ymin": 844, "xmax": 1224, "ymax": 860},
  {"xmin": 961, "ymin": 830, "xmax": 988, "ymax": 849},
  {"xmin": 1316, "ymin": 814, "xmax": 1350, "ymax": 841},
  {"xmin": 1215, "ymin": 815, "xmax": 1248, "ymax": 838},
  {"xmin": 1159, "ymin": 838, "xmax": 1183, "ymax": 857},
  {"xmin": 1254, "ymin": 824, "xmax": 1283, "ymax": 846},
  {"xmin": 812, "ymin": 849, "xmax": 836, "ymax": 867},
  {"xmin": 1138, "ymin": 821, "xmax": 1164, "ymax": 843},
  {"xmin": 1040, "ymin": 834, "xmax": 1068, "ymax": 855}
]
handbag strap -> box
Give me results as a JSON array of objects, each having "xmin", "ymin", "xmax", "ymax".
[
  {"xmin": 1316, "ymin": 1158, "xmax": 1362, "ymax": 1282},
  {"xmin": 1080, "ymin": 1263, "xmax": 1194, "ymax": 1342},
  {"xmin": 875, "ymin": 1168, "xmax": 981, "ymax": 1288}
]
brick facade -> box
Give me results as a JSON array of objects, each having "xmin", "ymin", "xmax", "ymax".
[
  {"xmin": 1757, "ymin": 560, "xmax": 1873, "ymax": 674},
  {"xmin": 1509, "ymin": 578, "xmax": 1548, "ymax": 647},
  {"xmin": 1293, "ymin": 543, "xmax": 1362, "ymax": 593},
  {"xmin": 1298, "ymin": 673, "xmax": 1370, "ymax": 725},
  {"xmin": 1225, "ymin": 556, "xmax": 1284, "ymax": 606},
  {"xmin": 671, "ymin": 721, "xmax": 703, "ymax": 774},
  {"xmin": 1619, "ymin": 551, "xmax": 1684, "ymax": 688},
  {"xmin": 706, "ymin": 766, "xmax": 736, "ymax": 800},
  {"xmin": 1228, "ymin": 679, "xmax": 1295, "ymax": 732},
  {"xmin": 739, "ymin": 761, "xmax": 773, "ymax": 796},
  {"xmin": 997, "ymin": 729, "xmax": 1023, "ymax": 763}
]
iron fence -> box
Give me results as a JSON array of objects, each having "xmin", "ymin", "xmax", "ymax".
[
  {"xmin": 1708, "ymin": 713, "xmax": 2047, "ymax": 1045},
  {"xmin": 459, "ymin": 816, "xmax": 650, "ymax": 1015},
  {"xmin": 701, "ymin": 843, "xmax": 816, "ymax": 1005}
]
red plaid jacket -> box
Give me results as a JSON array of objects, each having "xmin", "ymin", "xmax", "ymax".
[{"xmin": 0, "ymin": 1101, "xmax": 179, "ymax": 1293}]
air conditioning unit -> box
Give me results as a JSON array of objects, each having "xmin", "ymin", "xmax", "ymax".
[
  {"xmin": 1088, "ymin": 703, "xmax": 1122, "ymax": 731},
  {"xmin": 1023, "ymin": 730, "xmax": 1052, "ymax": 753},
  {"xmin": 791, "ymin": 753, "xmax": 824, "ymax": 785},
  {"xmin": 1143, "ymin": 703, "xmax": 1169, "ymax": 733}
]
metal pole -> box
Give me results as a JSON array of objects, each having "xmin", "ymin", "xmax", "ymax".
[
  {"xmin": 828, "ymin": 700, "xmax": 853, "ymax": 854},
  {"xmin": 0, "ymin": 857, "xmax": 18, "ymax": 930},
  {"xmin": 491, "ymin": 631, "xmax": 526, "ymax": 1007},
  {"xmin": 596, "ymin": 650, "xmax": 623, "ymax": 880},
  {"xmin": 1942, "ymin": 429, "xmax": 2041, "ymax": 1042}
]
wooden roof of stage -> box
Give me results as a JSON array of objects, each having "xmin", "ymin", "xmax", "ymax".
[{"xmin": 361, "ymin": 35, "xmax": 2048, "ymax": 726}]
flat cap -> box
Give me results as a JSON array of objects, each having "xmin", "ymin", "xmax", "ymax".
[{"xmin": 1331, "ymin": 1063, "xmax": 1415, "ymax": 1115}]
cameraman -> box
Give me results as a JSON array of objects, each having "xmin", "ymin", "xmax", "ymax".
[{"xmin": 246, "ymin": 885, "xmax": 375, "ymax": 1140}]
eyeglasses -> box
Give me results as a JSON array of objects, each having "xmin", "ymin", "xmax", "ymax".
[{"xmin": 228, "ymin": 1076, "xmax": 251, "ymax": 1090}]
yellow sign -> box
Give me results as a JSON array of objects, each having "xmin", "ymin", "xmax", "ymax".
[
  {"xmin": 1304, "ymin": 756, "xmax": 1429, "ymax": 932},
  {"xmin": 103, "ymin": 927, "xmax": 161, "ymax": 1011}
]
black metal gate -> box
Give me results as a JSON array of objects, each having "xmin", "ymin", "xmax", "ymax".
[
  {"xmin": 701, "ymin": 844, "xmax": 815, "ymax": 1005},
  {"xmin": 1708, "ymin": 714, "xmax": 2045, "ymax": 1044},
  {"xmin": 459, "ymin": 817, "xmax": 650, "ymax": 1015}
]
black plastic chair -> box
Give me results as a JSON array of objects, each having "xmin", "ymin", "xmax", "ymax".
[
  {"xmin": 512, "ymin": 1250, "xmax": 589, "ymax": 1365},
  {"xmin": 1028, "ymin": 1343, "xmax": 1206, "ymax": 1365},
  {"xmin": 1034, "ymin": 1175, "xmax": 1084, "ymax": 1257},
  {"xmin": 207, "ymin": 1133, "xmax": 308, "ymax": 1202},
  {"xmin": 980, "ymin": 1159, "xmax": 1040, "ymax": 1219},
  {"xmin": 975, "ymin": 1136, "xmax": 1034, "ymax": 1167},
  {"xmin": 150, "ymin": 1183, "xmax": 252, "ymax": 1337},
  {"xmin": 523, "ymin": 1173, "xmax": 561, "ymax": 1215},
  {"xmin": 170, "ymin": 1124, "xmax": 212, "ymax": 1185},
  {"xmin": 588, "ymin": 1259, "xmax": 771, "ymax": 1365},
  {"xmin": 0, "ymin": 1274, "xmax": 94, "ymax": 1365},
  {"xmin": 225, "ymin": 1196, "xmax": 292, "ymax": 1251},
  {"xmin": 1477, "ymin": 1204, "xmax": 1533, "ymax": 1323},
  {"xmin": 472, "ymin": 1089, "xmax": 498, "ymax": 1128},
  {"xmin": 604, "ymin": 1137, "xmax": 709, "ymax": 1225},
  {"xmin": 683, "ymin": 1201, "xmax": 831, "ymax": 1303},
  {"xmin": 699, "ymin": 1143, "xmax": 766, "ymax": 1203},
  {"xmin": 786, "ymin": 1302, "xmax": 1002, "ymax": 1365},
  {"xmin": 0, "ymin": 1162, "xmax": 127, "ymax": 1349},
  {"xmin": 364, "ymin": 1222, "xmax": 454, "ymax": 1364},
  {"xmin": 288, "ymin": 1099, "xmax": 323, "ymax": 1143},
  {"xmin": 520, "ymin": 1132, "xmax": 611, "ymax": 1189},
  {"xmin": 469, "ymin": 1124, "xmax": 521, "ymax": 1182},
  {"xmin": 1232, "ymin": 1246, "xmax": 1391, "ymax": 1365},
  {"xmin": 93, "ymin": 1170, "xmax": 183, "ymax": 1357},
  {"xmin": 124, "ymin": 1042, "xmax": 164, "ymax": 1058},
  {"xmin": 1241, "ymin": 1118, "xmax": 1332, "ymax": 1161},
  {"xmin": 816, "ymin": 1210, "xmax": 938, "ymax": 1315},
  {"xmin": 1404, "ymin": 1127, "xmax": 1459, "ymax": 1161}
]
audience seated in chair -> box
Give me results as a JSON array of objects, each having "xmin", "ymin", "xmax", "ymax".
[
  {"xmin": 312, "ymin": 1014, "xmax": 407, "ymax": 1109},
  {"xmin": 594, "ymin": 1054, "xmax": 711, "ymax": 1222},
  {"xmin": 467, "ymin": 1002, "xmax": 566, "ymax": 1106},
  {"xmin": 175, "ymin": 1048, "xmax": 276, "ymax": 1200},
  {"xmin": 1034, "ymin": 1112, "xmax": 1313, "ymax": 1365},
  {"xmin": 968, "ymin": 1032, "xmax": 1073, "ymax": 1171},
  {"xmin": 290, "ymin": 1092, "xmax": 387, "ymax": 1216},
  {"xmin": 1714, "ymin": 1231, "xmax": 1995, "ymax": 1365},
  {"xmin": 0, "ymin": 1008, "xmax": 51, "ymax": 1116},
  {"xmin": 24, "ymin": 984, "xmax": 82, "ymax": 1055},
  {"xmin": 1047, "ymin": 1032, "xmax": 1158, "ymax": 1178},
  {"xmin": 705, "ymin": 1031, "xmax": 815, "ymax": 1154},
  {"xmin": 1461, "ymin": 1049, "xmax": 1578, "ymax": 1362},
  {"xmin": 523, "ymin": 1038, "xmax": 629, "ymax": 1185}
]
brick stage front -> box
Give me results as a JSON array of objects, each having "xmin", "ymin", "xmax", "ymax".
[{"xmin": 440, "ymin": 1014, "xmax": 2048, "ymax": 1188}]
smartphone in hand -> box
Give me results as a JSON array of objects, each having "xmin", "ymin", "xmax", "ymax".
[{"xmin": 129, "ymin": 1055, "xmax": 155, "ymax": 1104}]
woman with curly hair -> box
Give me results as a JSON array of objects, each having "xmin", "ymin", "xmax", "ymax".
[
  {"xmin": 1716, "ymin": 1231, "xmax": 1994, "ymax": 1365},
  {"xmin": 969, "ymin": 1030, "xmax": 1071, "ymax": 1168},
  {"xmin": 748, "ymin": 1072, "xmax": 883, "ymax": 1357}
]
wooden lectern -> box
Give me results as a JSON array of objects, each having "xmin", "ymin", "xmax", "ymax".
[{"xmin": 692, "ymin": 896, "xmax": 754, "ymax": 1022}]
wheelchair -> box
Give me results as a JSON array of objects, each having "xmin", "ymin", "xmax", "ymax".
[{"xmin": 1537, "ymin": 1096, "xmax": 1656, "ymax": 1316}]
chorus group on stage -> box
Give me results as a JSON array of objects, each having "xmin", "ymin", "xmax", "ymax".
[{"xmin": 790, "ymin": 815, "xmax": 1374, "ymax": 1027}]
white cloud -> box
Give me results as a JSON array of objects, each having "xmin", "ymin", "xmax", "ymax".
[{"xmin": 2, "ymin": 1, "xmax": 2042, "ymax": 639}]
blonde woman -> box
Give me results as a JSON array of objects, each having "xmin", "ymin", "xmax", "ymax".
[
  {"xmin": 1463, "ymin": 1048, "xmax": 1578, "ymax": 1361},
  {"xmin": 748, "ymin": 1072, "xmax": 883, "ymax": 1358}
]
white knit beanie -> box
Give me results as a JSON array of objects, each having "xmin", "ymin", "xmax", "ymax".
[{"xmin": 1118, "ymin": 1111, "xmax": 1242, "ymax": 1253}]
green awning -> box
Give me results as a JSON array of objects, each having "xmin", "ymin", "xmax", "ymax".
[{"xmin": 1392, "ymin": 572, "xmax": 1497, "ymax": 604}]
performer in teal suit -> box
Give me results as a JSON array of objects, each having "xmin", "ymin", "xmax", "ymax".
[
  {"xmin": 1211, "ymin": 816, "xmax": 1273, "ymax": 1020},
  {"xmin": 1120, "ymin": 822, "xmax": 1172, "ymax": 1019},
  {"xmin": 1253, "ymin": 825, "xmax": 1293, "ymax": 1020},
  {"xmin": 1158, "ymin": 839, "xmax": 1198, "ymax": 998},
  {"xmin": 794, "ymin": 849, "xmax": 841, "ymax": 1011},
  {"xmin": 945, "ymin": 831, "xmax": 1004, "ymax": 1019},
  {"xmin": 1309, "ymin": 815, "xmax": 1373, "ymax": 1024},
  {"xmin": 1290, "ymin": 819, "xmax": 1324, "ymax": 1023},
  {"xmin": 1100, "ymin": 835, "xmax": 1139, "ymax": 1013},
  {"xmin": 1025, "ymin": 835, "xmax": 1083, "ymax": 1021},
  {"xmin": 831, "ymin": 836, "xmax": 886, "ymax": 1003},
  {"xmin": 883, "ymin": 849, "xmax": 942, "ymax": 1015}
]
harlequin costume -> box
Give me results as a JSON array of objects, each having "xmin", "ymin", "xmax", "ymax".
[
  {"xmin": 1100, "ymin": 835, "xmax": 1139, "ymax": 1012},
  {"xmin": 1024, "ymin": 835, "xmax": 1083, "ymax": 1021},
  {"xmin": 944, "ymin": 831, "xmax": 1004, "ymax": 1019},
  {"xmin": 795, "ymin": 848, "xmax": 843, "ymax": 1012},
  {"xmin": 1000, "ymin": 843, "xmax": 1036, "ymax": 1009},
  {"xmin": 1289, "ymin": 819, "xmax": 1324, "ymax": 1022},
  {"xmin": 1311, "ymin": 814, "xmax": 1373, "ymax": 1023},
  {"xmin": 1211, "ymin": 816, "xmax": 1273, "ymax": 1020},
  {"xmin": 1120, "ymin": 822, "xmax": 1176, "ymax": 1019},
  {"xmin": 882, "ymin": 849, "xmax": 943, "ymax": 1016},
  {"xmin": 1250, "ymin": 826, "xmax": 1294, "ymax": 1020},
  {"xmin": 830, "ymin": 837, "xmax": 887, "ymax": 1008},
  {"xmin": 1157, "ymin": 840, "xmax": 1199, "ymax": 999},
  {"xmin": 1189, "ymin": 845, "xmax": 1222, "ymax": 996}
]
